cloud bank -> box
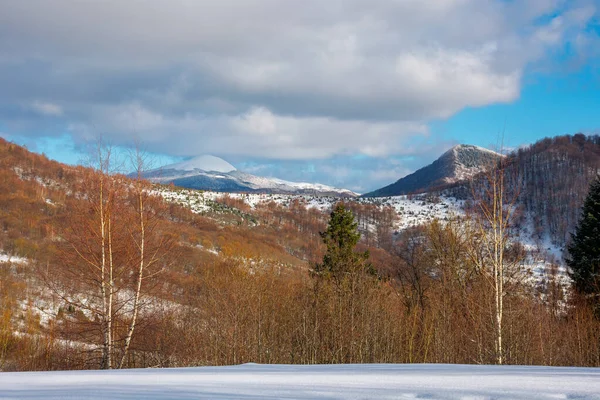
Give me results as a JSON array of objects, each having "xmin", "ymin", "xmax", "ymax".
[{"xmin": 0, "ymin": 0, "xmax": 597, "ymax": 189}]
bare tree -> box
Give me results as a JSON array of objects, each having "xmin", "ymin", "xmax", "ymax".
[
  {"xmin": 92, "ymin": 140, "xmax": 116, "ymax": 369},
  {"xmin": 469, "ymin": 149, "xmax": 522, "ymax": 365},
  {"xmin": 43, "ymin": 139, "xmax": 172, "ymax": 369},
  {"xmin": 118, "ymin": 144, "xmax": 171, "ymax": 368}
]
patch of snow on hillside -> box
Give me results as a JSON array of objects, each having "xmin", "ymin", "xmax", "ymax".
[
  {"xmin": 0, "ymin": 252, "xmax": 28, "ymax": 264},
  {"xmin": 515, "ymin": 213, "xmax": 571, "ymax": 292},
  {"xmin": 255, "ymin": 176, "xmax": 358, "ymax": 196},
  {"xmin": 1, "ymin": 363, "xmax": 599, "ymax": 400},
  {"xmin": 366, "ymin": 194, "xmax": 464, "ymax": 230},
  {"xmin": 152, "ymin": 188, "xmax": 213, "ymax": 214}
]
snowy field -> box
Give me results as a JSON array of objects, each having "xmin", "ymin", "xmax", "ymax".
[{"xmin": 1, "ymin": 364, "xmax": 600, "ymax": 400}]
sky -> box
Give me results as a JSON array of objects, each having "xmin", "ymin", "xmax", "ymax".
[{"xmin": 1, "ymin": 0, "xmax": 599, "ymax": 193}]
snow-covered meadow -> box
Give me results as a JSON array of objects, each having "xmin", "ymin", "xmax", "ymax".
[{"xmin": 1, "ymin": 363, "xmax": 599, "ymax": 399}]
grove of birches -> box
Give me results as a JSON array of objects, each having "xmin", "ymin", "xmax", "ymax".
[{"xmin": 1, "ymin": 133, "xmax": 600, "ymax": 371}]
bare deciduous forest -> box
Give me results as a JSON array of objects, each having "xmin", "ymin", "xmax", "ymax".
[{"xmin": 1, "ymin": 135, "xmax": 600, "ymax": 372}]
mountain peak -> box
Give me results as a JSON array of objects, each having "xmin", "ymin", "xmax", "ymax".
[
  {"xmin": 163, "ymin": 155, "xmax": 236, "ymax": 173},
  {"xmin": 445, "ymin": 144, "xmax": 501, "ymax": 158},
  {"xmin": 363, "ymin": 144, "xmax": 503, "ymax": 197},
  {"xmin": 442, "ymin": 144, "xmax": 502, "ymax": 180}
]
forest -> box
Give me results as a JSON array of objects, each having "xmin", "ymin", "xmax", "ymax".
[{"xmin": 0, "ymin": 135, "xmax": 599, "ymax": 372}]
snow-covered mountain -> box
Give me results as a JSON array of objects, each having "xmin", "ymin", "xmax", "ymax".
[
  {"xmin": 142, "ymin": 155, "xmax": 358, "ymax": 197},
  {"xmin": 364, "ymin": 144, "xmax": 502, "ymax": 197},
  {"xmin": 162, "ymin": 155, "xmax": 237, "ymax": 174}
]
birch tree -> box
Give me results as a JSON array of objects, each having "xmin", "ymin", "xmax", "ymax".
[
  {"xmin": 118, "ymin": 145, "xmax": 170, "ymax": 368},
  {"xmin": 50, "ymin": 141, "xmax": 119, "ymax": 369},
  {"xmin": 46, "ymin": 140, "xmax": 172, "ymax": 369},
  {"xmin": 469, "ymin": 152, "xmax": 522, "ymax": 365}
]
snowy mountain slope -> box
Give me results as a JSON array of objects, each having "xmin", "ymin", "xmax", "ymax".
[
  {"xmin": 142, "ymin": 155, "xmax": 357, "ymax": 197},
  {"xmin": 163, "ymin": 155, "xmax": 237, "ymax": 173},
  {"xmin": 2, "ymin": 363, "xmax": 599, "ymax": 400},
  {"xmin": 140, "ymin": 155, "xmax": 236, "ymax": 183},
  {"xmin": 364, "ymin": 144, "xmax": 503, "ymax": 197}
]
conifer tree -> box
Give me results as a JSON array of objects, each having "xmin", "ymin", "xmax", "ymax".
[
  {"xmin": 314, "ymin": 203, "xmax": 372, "ymax": 281},
  {"xmin": 567, "ymin": 176, "xmax": 600, "ymax": 314}
]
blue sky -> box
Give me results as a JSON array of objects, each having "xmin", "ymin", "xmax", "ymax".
[
  {"xmin": 1, "ymin": 0, "xmax": 599, "ymax": 193},
  {"xmin": 433, "ymin": 65, "xmax": 600, "ymax": 151}
]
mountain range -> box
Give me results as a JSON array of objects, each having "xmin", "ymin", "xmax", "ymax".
[
  {"xmin": 142, "ymin": 155, "xmax": 358, "ymax": 197},
  {"xmin": 144, "ymin": 145, "xmax": 500, "ymax": 198}
]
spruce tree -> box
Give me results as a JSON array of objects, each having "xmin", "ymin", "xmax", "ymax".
[
  {"xmin": 314, "ymin": 203, "xmax": 372, "ymax": 281},
  {"xmin": 567, "ymin": 176, "xmax": 600, "ymax": 313}
]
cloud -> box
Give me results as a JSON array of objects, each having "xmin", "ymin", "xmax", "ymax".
[
  {"xmin": 0, "ymin": 0, "xmax": 597, "ymax": 188},
  {"xmin": 66, "ymin": 103, "xmax": 429, "ymax": 159},
  {"xmin": 30, "ymin": 101, "xmax": 63, "ymax": 116},
  {"xmin": 234, "ymin": 140, "xmax": 456, "ymax": 193}
]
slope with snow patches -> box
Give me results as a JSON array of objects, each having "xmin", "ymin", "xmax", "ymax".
[
  {"xmin": 1, "ymin": 363, "xmax": 599, "ymax": 400},
  {"xmin": 5, "ymin": 187, "xmax": 568, "ymax": 344},
  {"xmin": 153, "ymin": 187, "xmax": 464, "ymax": 230},
  {"xmin": 154, "ymin": 186, "xmax": 569, "ymax": 290}
]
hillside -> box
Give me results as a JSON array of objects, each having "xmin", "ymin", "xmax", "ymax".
[
  {"xmin": 443, "ymin": 134, "xmax": 600, "ymax": 246},
  {"xmin": 1, "ymin": 136, "xmax": 600, "ymax": 372},
  {"xmin": 365, "ymin": 134, "xmax": 600, "ymax": 248},
  {"xmin": 508, "ymin": 134, "xmax": 600, "ymax": 245},
  {"xmin": 364, "ymin": 144, "xmax": 502, "ymax": 197}
]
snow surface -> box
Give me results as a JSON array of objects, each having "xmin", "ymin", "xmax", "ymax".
[
  {"xmin": 161, "ymin": 155, "xmax": 237, "ymax": 173},
  {"xmin": 0, "ymin": 252, "xmax": 28, "ymax": 264},
  {"xmin": 1, "ymin": 364, "xmax": 599, "ymax": 400}
]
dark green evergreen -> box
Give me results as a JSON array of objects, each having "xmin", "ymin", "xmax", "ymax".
[
  {"xmin": 567, "ymin": 176, "xmax": 600, "ymax": 313},
  {"xmin": 314, "ymin": 203, "xmax": 373, "ymax": 281}
]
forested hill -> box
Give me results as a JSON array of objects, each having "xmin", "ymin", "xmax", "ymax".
[
  {"xmin": 438, "ymin": 134, "xmax": 600, "ymax": 248},
  {"xmin": 364, "ymin": 144, "xmax": 502, "ymax": 197},
  {"xmin": 508, "ymin": 134, "xmax": 600, "ymax": 245},
  {"xmin": 364, "ymin": 135, "xmax": 600, "ymax": 248},
  {"xmin": 2, "ymin": 135, "xmax": 600, "ymax": 371}
]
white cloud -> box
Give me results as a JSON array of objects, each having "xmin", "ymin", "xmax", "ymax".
[
  {"xmin": 0, "ymin": 0, "xmax": 597, "ymax": 188},
  {"xmin": 69, "ymin": 103, "xmax": 429, "ymax": 160},
  {"xmin": 1, "ymin": 1, "xmax": 595, "ymax": 126},
  {"xmin": 233, "ymin": 107, "xmax": 277, "ymax": 136},
  {"xmin": 30, "ymin": 101, "xmax": 63, "ymax": 116}
]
